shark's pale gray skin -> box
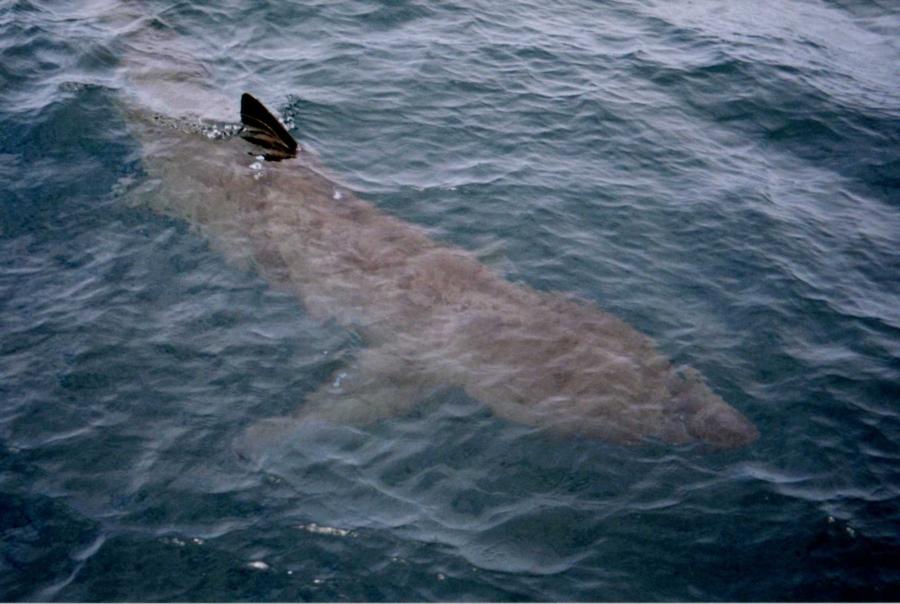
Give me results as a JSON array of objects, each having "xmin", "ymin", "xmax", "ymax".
[{"xmin": 124, "ymin": 93, "xmax": 759, "ymax": 451}]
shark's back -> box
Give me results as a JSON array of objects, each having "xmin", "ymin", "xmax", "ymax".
[{"xmin": 128, "ymin": 93, "xmax": 759, "ymax": 450}]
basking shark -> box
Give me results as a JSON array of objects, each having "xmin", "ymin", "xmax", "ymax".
[
  {"xmin": 123, "ymin": 92, "xmax": 758, "ymax": 451},
  {"xmin": 110, "ymin": 12, "xmax": 758, "ymax": 450}
]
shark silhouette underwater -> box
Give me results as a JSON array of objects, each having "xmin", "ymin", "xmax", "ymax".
[{"xmin": 129, "ymin": 92, "xmax": 759, "ymax": 451}]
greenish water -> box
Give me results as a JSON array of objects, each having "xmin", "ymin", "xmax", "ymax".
[{"xmin": 1, "ymin": 0, "xmax": 899, "ymax": 600}]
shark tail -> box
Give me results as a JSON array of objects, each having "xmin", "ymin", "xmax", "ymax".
[{"xmin": 240, "ymin": 92, "xmax": 298, "ymax": 160}]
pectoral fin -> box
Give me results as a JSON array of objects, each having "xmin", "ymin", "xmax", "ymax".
[
  {"xmin": 233, "ymin": 344, "xmax": 434, "ymax": 463},
  {"xmin": 297, "ymin": 345, "xmax": 433, "ymax": 425}
]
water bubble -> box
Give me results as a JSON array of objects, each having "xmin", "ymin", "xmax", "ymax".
[{"xmin": 332, "ymin": 372, "xmax": 347, "ymax": 389}]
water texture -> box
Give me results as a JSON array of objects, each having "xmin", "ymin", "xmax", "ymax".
[{"xmin": 1, "ymin": 0, "xmax": 899, "ymax": 600}]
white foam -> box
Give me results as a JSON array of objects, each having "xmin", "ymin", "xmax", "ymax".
[{"xmin": 297, "ymin": 522, "xmax": 354, "ymax": 538}]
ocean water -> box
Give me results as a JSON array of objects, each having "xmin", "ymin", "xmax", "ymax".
[{"xmin": 1, "ymin": 0, "xmax": 899, "ymax": 600}]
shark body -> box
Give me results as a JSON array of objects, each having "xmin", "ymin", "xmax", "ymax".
[{"xmin": 126, "ymin": 92, "xmax": 759, "ymax": 450}]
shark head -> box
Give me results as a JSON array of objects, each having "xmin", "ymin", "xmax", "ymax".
[{"xmin": 659, "ymin": 367, "xmax": 759, "ymax": 449}]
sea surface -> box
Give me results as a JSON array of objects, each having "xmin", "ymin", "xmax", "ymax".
[{"xmin": 2, "ymin": 0, "xmax": 899, "ymax": 601}]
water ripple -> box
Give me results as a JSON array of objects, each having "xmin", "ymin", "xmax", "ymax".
[{"xmin": 2, "ymin": 0, "xmax": 900, "ymax": 600}]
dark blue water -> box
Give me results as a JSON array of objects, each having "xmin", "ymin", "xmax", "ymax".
[{"xmin": 2, "ymin": 0, "xmax": 899, "ymax": 600}]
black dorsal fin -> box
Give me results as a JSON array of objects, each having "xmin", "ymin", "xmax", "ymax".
[{"xmin": 240, "ymin": 93, "xmax": 298, "ymax": 161}]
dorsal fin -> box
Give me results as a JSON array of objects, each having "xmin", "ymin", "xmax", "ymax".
[{"xmin": 240, "ymin": 92, "xmax": 298, "ymax": 161}]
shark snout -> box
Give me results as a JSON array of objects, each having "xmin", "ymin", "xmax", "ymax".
[
  {"xmin": 686, "ymin": 402, "xmax": 759, "ymax": 449},
  {"xmin": 663, "ymin": 370, "xmax": 759, "ymax": 449}
]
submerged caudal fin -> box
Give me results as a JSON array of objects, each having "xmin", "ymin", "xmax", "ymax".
[{"xmin": 240, "ymin": 93, "xmax": 298, "ymax": 160}]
